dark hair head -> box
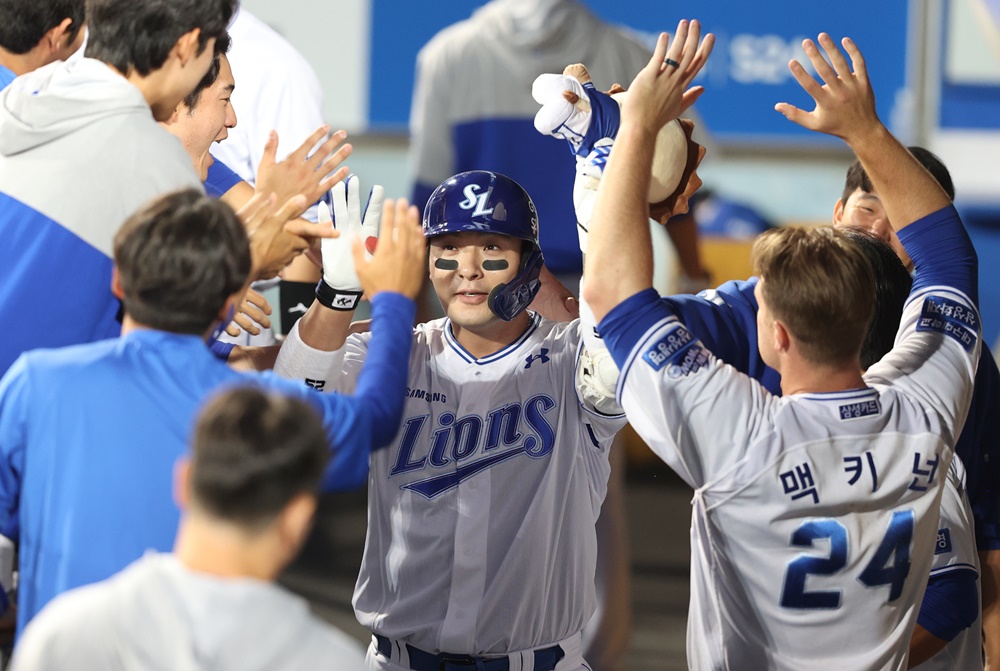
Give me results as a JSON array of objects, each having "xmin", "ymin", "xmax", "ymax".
[
  {"xmin": 183, "ymin": 30, "xmax": 232, "ymax": 111},
  {"xmin": 841, "ymin": 146, "xmax": 955, "ymax": 204},
  {"xmin": 113, "ymin": 189, "xmax": 251, "ymax": 334},
  {"xmin": 84, "ymin": 0, "xmax": 237, "ymax": 75},
  {"xmin": 190, "ymin": 386, "xmax": 330, "ymax": 528},
  {"xmin": 840, "ymin": 228, "xmax": 913, "ymax": 370},
  {"xmin": 0, "ymin": 0, "xmax": 85, "ymax": 54}
]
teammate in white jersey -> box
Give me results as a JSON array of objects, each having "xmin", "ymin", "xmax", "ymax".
[
  {"xmin": 273, "ymin": 170, "xmax": 630, "ymax": 670},
  {"xmin": 584, "ymin": 23, "xmax": 981, "ymax": 670}
]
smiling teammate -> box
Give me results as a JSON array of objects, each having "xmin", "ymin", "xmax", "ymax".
[{"xmin": 274, "ymin": 170, "xmax": 631, "ymax": 670}]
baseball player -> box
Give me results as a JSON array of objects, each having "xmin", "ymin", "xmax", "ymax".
[
  {"xmin": 584, "ymin": 23, "xmax": 980, "ymax": 670},
  {"xmin": 274, "ymin": 170, "xmax": 634, "ymax": 670},
  {"xmin": 569, "ymin": 76, "xmax": 984, "ymax": 671}
]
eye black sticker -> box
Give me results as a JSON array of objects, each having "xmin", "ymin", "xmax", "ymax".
[
  {"xmin": 434, "ymin": 258, "xmax": 459, "ymax": 270},
  {"xmin": 482, "ymin": 260, "xmax": 509, "ymax": 271}
]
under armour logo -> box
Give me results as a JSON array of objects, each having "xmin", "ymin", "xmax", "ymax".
[{"xmin": 525, "ymin": 348, "xmax": 550, "ymax": 369}]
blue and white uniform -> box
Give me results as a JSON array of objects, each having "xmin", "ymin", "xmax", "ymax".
[
  {"xmin": 0, "ymin": 293, "xmax": 415, "ymax": 635},
  {"xmin": 278, "ymin": 309, "xmax": 624, "ymax": 668},
  {"xmin": 0, "ymin": 58, "xmax": 202, "ymax": 376},
  {"xmin": 601, "ymin": 206, "xmax": 980, "ymax": 670}
]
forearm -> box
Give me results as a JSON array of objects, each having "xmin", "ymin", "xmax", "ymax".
[
  {"xmin": 584, "ymin": 122, "xmax": 657, "ymax": 322},
  {"xmin": 847, "ymin": 124, "xmax": 951, "ymax": 232},
  {"xmin": 353, "ymin": 292, "xmax": 416, "ymax": 446},
  {"xmin": 272, "ymin": 300, "xmax": 353, "ymax": 383},
  {"xmin": 907, "ymin": 624, "xmax": 948, "ymax": 668},
  {"xmin": 297, "ymin": 299, "xmax": 354, "ymax": 352},
  {"xmin": 981, "ymin": 550, "xmax": 1000, "ymax": 669}
]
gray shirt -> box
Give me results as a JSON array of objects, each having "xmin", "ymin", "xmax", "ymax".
[{"xmin": 11, "ymin": 553, "xmax": 366, "ymax": 671}]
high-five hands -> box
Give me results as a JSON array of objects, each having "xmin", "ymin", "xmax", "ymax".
[
  {"xmin": 620, "ymin": 20, "xmax": 714, "ymax": 135},
  {"xmin": 354, "ymin": 198, "xmax": 426, "ymax": 301},
  {"xmin": 774, "ymin": 34, "xmax": 880, "ymax": 144},
  {"xmin": 255, "ymin": 125, "xmax": 353, "ymax": 220},
  {"xmin": 316, "ymin": 175, "xmax": 384, "ymax": 311}
]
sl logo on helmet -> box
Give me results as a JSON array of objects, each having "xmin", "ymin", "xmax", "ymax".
[{"xmin": 458, "ymin": 184, "xmax": 496, "ymax": 217}]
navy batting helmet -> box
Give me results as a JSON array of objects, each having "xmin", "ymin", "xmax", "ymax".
[{"xmin": 423, "ymin": 171, "xmax": 544, "ymax": 321}]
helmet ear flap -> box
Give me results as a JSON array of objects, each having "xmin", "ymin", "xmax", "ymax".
[{"xmin": 487, "ymin": 248, "xmax": 544, "ymax": 321}]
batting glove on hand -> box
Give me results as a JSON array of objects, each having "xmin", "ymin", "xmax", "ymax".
[
  {"xmin": 532, "ymin": 67, "xmax": 622, "ymax": 157},
  {"xmin": 316, "ymin": 175, "xmax": 384, "ymax": 311}
]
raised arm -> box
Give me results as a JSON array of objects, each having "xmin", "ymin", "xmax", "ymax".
[
  {"xmin": 583, "ymin": 22, "xmax": 713, "ymax": 323},
  {"xmin": 775, "ymin": 35, "xmax": 948, "ymax": 233}
]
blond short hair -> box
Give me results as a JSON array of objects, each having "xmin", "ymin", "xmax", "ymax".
[{"xmin": 752, "ymin": 226, "xmax": 875, "ymax": 366}]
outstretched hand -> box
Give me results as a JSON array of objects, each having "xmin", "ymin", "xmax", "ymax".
[
  {"xmin": 255, "ymin": 125, "xmax": 353, "ymax": 219},
  {"xmin": 354, "ymin": 199, "xmax": 425, "ymax": 301},
  {"xmin": 237, "ymin": 190, "xmax": 332, "ymax": 280},
  {"xmin": 774, "ymin": 34, "xmax": 880, "ymax": 144},
  {"xmin": 622, "ymin": 20, "xmax": 715, "ymax": 135}
]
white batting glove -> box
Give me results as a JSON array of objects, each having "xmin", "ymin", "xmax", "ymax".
[{"xmin": 316, "ymin": 175, "xmax": 384, "ymax": 311}]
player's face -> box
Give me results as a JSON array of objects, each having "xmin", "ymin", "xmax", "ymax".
[
  {"xmin": 428, "ymin": 232, "xmax": 522, "ymax": 330},
  {"xmin": 833, "ymin": 188, "xmax": 913, "ymax": 272},
  {"xmin": 164, "ymin": 55, "xmax": 237, "ymax": 181}
]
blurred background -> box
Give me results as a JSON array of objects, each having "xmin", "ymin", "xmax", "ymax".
[{"xmin": 244, "ymin": 1, "xmax": 1000, "ymax": 667}]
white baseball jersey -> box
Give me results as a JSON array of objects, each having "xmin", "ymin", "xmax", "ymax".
[
  {"xmin": 913, "ymin": 457, "xmax": 982, "ymax": 671},
  {"xmin": 329, "ymin": 313, "xmax": 625, "ymax": 655},
  {"xmin": 613, "ymin": 284, "xmax": 980, "ymax": 671}
]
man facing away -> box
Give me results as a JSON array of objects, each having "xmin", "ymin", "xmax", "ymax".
[
  {"xmin": 0, "ymin": 0, "xmax": 85, "ymax": 88},
  {"xmin": 584, "ymin": 22, "xmax": 980, "ymax": 670},
  {"xmin": 0, "ymin": 188, "xmax": 427, "ymax": 634},
  {"xmin": 10, "ymin": 386, "xmax": 367, "ymax": 670}
]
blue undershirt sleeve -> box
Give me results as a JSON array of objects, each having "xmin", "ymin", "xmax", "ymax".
[
  {"xmin": 916, "ymin": 569, "xmax": 979, "ymax": 641},
  {"xmin": 599, "ymin": 288, "xmax": 678, "ymax": 372},
  {"xmin": 209, "ymin": 339, "xmax": 234, "ymax": 361},
  {"xmin": 203, "ymin": 158, "xmax": 244, "ymax": 198},
  {"xmin": 898, "ymin": 205, "xmax": 978, "ymax": 306},
  {"xmin": 352, "ymin": 292, "xmax": 416, "ymax": 447}
]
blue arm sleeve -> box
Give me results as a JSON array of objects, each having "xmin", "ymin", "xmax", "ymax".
[
  {"xmin": 898, "ymin": 205, "xmax": 978, "ymax": 306},
  {"xmin": 352, "ymin": 292, "xmax": 416, "ymax": 447},
  {"xmin": 296, "ymin": 292, "xmax": 415, "ymax": 491},
  {"xmin": 916, "ymin": 569, "xmax": 979, "ymax": 641},
  {"xmin": 203, "ymin": 158, "xmax": 244, "ymax": 198},
  {"xmin": 662, "ymin": 278, "xmax": 781, "ymax": 395},
  {"xmin": 209, "ymin": 339, "xmax": 234, "ymax": 361},
  {"xmin": 599, "ymin": 288, "xmax": 678, "ymax": 371}
]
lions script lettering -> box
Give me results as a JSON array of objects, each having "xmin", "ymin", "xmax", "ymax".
[{"xmin": 390, "ymin": 395, "xmax": 558, "ymax": 498}]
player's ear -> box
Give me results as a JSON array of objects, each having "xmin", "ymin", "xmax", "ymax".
[
  {"xmin": 111, "ymin": 266, "xmax": 125, "ymax": 299},
  {"xmin": 773, "ymin": 319, "xmax": 791, "ymax": 354},
  {"xmin": 278, "ymin": 494, "xmax": 317, "ymax": 558},
  {"xmin": 832, "ymin": 199, "xmax": 845, "ymax": 227},
  {"xmin": 173, "ymin": 457, "xmax": 192, "ymax": 510},
  {"xmin": 43, "ymin": 18, "xmax": 73, "ymax": 54}
]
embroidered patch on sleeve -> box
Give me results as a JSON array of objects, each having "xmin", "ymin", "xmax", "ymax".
[
  {"xmin": 916, "ymin": 296, "xmax": 979, "ymax": 352},
  {"xmin": 643, "ymin": 325, "xmax": 695, "ymax": 371}
]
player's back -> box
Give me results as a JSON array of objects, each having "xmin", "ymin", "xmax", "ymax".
[{"xmin": 689, "ymin": 385, "xmax": 951, "ymax": 671}]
